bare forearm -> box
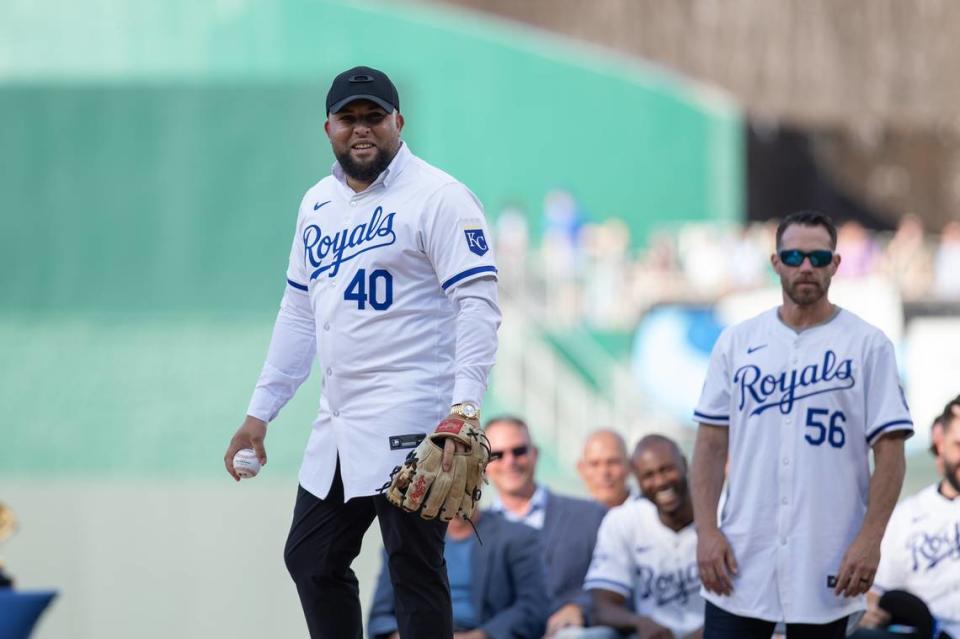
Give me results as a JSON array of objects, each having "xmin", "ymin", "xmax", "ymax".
[
  {"xmin": 861, "ymin": 436, "xmax": 906, "ymax": 541},
  {"xmin": 592, "ymin": 600, "xmax": 647, "ymax": 632},
  {"xmin": 691, "ymin": 424, "xmax": 728, "ymax": 531}
]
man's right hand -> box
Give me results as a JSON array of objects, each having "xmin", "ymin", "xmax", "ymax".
[
  {"xmin": 697, "ymin": 526, "xmax": 738, "ymax": 596},
  {"xmin": 859, "ymin": 591, "xmax": 891, "ymax": 628},
  {"xmin": 224, "ymin": 416, "xmax": 268, "ymax": 481},
  {"xmin": 635, "ymin": 617, "xmax": 673, "ymax": 639}
]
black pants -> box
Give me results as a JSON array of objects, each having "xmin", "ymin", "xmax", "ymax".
[
  {"xmin": 704, "ymin": 601, "xmax": 849, "ymax": 639},
  {"xmin": 283, "ymin": 465, "xmax": 452, "ymax": 639}
]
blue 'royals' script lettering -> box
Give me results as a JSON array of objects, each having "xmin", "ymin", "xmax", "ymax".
[
  {"xmin": 908, "ymin": 522, "xmax": 960, "ymax": 573},
  {"xmin": 303, "ymin": 206, "xmax": 396, "ymax": 279},
  {"xmin": 636, "ymin": 563, "xmax": 700, "ymax": 606},
  {"xmin": 734, "ymin": 350, "xmax": 855, "ymax": 415}
]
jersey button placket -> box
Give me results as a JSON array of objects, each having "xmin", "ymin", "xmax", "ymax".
[{"xmin": 777, "ymin": 339, "xmax": 797, "ymax": 617}]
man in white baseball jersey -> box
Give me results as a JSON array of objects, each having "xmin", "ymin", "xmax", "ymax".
[
  {"xmin": 222, "ymin": 66, "xmax": 500, "ymax": 638},
  {"xmin": 691, "ymin": 211, "xmax": 912, "ymax": 638},
  {"xmin": 863, "ymin": 396, "xmax": 960, "ymax": 636},
  {"xmin": 582, "ymin": 434, "xmax": 703, "ymax": 639}
]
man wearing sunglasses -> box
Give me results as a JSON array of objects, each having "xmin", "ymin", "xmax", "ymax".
[
  {"xmin": 484, "ymin": 416, "xmax": 608, "ymax": 638},
  {"xmin": 691, "ymin": 211, "xmax": 912, "ymax": 638}
]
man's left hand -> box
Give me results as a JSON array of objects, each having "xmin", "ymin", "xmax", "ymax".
[
  {"xmin": 834, "ymin": 533, "xmax": 881, "ymax": 597},
  {"xmin": 544, "ymin": 603, "xmax": 584, "ymax": 637},
  {"xmin": 454, "ymin": 630, "xmax": 487, "ymax": 639}
]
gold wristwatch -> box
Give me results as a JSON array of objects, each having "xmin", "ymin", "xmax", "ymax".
[{"xmin": 450, "ymin": 401, "xmax": 480, "ymax": 420}]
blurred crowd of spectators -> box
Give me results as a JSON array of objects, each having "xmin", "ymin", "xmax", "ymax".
[{"xmin": 494, "ymin": 191, "xmax": 960, "ymax": 328}]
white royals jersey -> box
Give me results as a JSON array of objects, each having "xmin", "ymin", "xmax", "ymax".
[
  {"xmin": 875, "ymin": 484, "xmax": 960, "ymax": 636},
  {"xmin": 694, "ymin": 307, "xmax": 913, "ymax": 624},
  {"xmin": 584, "ymin": 497, "xmax": 703, "ymax": 637},
  {"xmin": 247, "ymin": 143, "xmax": 499, "ymax": 500}
]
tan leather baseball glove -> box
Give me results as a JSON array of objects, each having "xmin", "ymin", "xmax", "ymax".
[{"xmin": 380, "ymin": 416, "xmax": 492, "ymax": 521}]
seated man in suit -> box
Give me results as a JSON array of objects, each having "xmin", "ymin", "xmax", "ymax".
[
  {"xmin": 484, "ymin": 416, "xmax": 608, "ymax": 638},
  {"xmin": 367, "ymin": 509, "xmax": 548, "ymax": 639}
]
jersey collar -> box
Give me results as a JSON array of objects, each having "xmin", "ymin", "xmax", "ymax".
[
  {"xmin": 774, "ymin": 304, "xmax": 843, "ymax": 336},
  {"xmin": 331, "ymin": 141, "xmax": 411, "ymax": 193}
]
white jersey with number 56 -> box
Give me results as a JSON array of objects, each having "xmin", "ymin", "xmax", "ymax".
[{"xmin": 694, "ymin": 307, "xmax": 913, "ymax": 624}]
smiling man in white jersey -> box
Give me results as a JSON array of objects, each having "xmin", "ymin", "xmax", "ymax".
[
  {"xmin": 222, "ymin": 66, "xmax": 500, "ymax": 638},
  {"xmin": 583, "ymin": 434, "xmax": 704, "ymax": 639},
  {"xmin": 691, "ymin": 211, "xmax": 912, "ymax": 639},
  {"xmin": 863, "ymin": 396, "xmax": 960, "ymax": 636}
]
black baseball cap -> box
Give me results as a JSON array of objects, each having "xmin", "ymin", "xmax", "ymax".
[{"xmin": 326, "ymin": 66, "xmax": 399, "ymax": 115}]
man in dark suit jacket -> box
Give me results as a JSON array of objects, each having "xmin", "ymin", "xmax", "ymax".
[
  {"xmin": 484, "ymin": 416, "xmax": 608, "ymax": 638},
  {"xmin": 368, "ymin": 509, "xmax": 548, "ymax": 639}
]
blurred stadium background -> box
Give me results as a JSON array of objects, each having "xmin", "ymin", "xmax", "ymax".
[{"xmin": 1, "ymin": 0, "xmax": 957, "ymax": 636}]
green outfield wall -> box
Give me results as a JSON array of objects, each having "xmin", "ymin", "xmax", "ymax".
[{"xmin": 0, "ymin": 0, "xmax": 743, "ymax": 313}]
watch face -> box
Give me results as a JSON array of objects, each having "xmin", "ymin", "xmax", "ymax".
[{"xmin": 461, "ymin": 403, "xmax": 478, "ymax": 419}]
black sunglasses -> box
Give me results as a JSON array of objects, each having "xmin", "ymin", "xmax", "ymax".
[
  {"xmin": 779, "ymin": 249, "xmax": 834, "ymax": 268},
  {"xmin": 491, "ymin": 445, "xmax": 529, "ymax": 460}
]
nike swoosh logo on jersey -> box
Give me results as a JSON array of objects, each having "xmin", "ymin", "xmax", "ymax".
[
  {"xmin": 314, "ymin": 200, "xmax": 331, "ymax": 210},
  {"xmin": 747, "ymin": 344, "xmax": 767, "ymax": 354}
]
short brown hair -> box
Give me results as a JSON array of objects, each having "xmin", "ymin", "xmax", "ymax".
[
  {"xmin": 937, "ymin": 395, "xmax": 960, "ymax": 434},
  {"xmin": 776, "ymin": 211, "xmax": 838, "ymax": 250}
]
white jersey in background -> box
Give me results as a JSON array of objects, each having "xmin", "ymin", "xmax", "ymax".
[
  {"xmin": 246, "ymin": 142, "xmax": 500, "ymax": 500},
  {"xmin": 694, "ymin": 307, "xmax": 913, "ymax": 623},
  {"xmin": 874, "ymin": 484, "xmax": 960, "ymax": 637},
  {"xmin": 584, "ymin": 497, "xmax": 703, "ymax": 637}
]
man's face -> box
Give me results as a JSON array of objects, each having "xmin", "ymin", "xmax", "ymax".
[
  {"xmin": 941, "ymin": 414, "xmax": 960, "ymax": 495},
  {"xmin": 577, "ymin": 433, "xmax": 629, "ymax": 507},
  {"xmin": 634, "ymin": 442, "xmax": 689, "ymax": 516},
  {"xmin": 772, "ymin": 224, "xmax": 840, "ymax": 307},
  {"xmin": 485, "ymin": 422, "xmax": 537, "ymax": 498},
  {"xmin": 324, "ymin": 100, "xmax": 403, "ymax": 184}
]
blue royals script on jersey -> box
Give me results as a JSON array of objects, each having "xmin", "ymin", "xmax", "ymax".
[
  {"xmin": 302, "ymin": 206, "xmax": 397, "ymax": 279},
  {"xmin": 734, "ymin": 349, "xmax": 855, "ymax": 416},
  {"xmin": 635, "ymin": 562, "xmax": 700, "ymax": 606},
  {"xmin": 909, "ymin": 522, "xmax": 960, "ymax": 573}
]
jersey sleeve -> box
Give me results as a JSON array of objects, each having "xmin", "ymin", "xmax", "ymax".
[
  {"xmin": 863, "ymin": 333, "xmax": 914, "ymax": 446},
  {"xmin": 583, "ymin": 508, "xmax": 635, "ymax": 598},
  {"xmin": 285, "ymin": 196, "xmax": 310, "ymax": 294},
  {"xmin": 421, "ymin": 182, "xmax": 498, "ymax": 292},
  {"xmin": 246, "ymin": 286, "xmax": 316, "ymax": 422},
  {"xmin": 694, "ymin": 328, "xmax": 733, "ymax": 426},
  {"xmin": 447, "ymin": 278, "xmax": 501, "ymax": 406}
]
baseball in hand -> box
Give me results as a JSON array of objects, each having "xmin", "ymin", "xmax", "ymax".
[{"xmin": 233, "ymin": 449, "xmax": 261, "ymax": 479}]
